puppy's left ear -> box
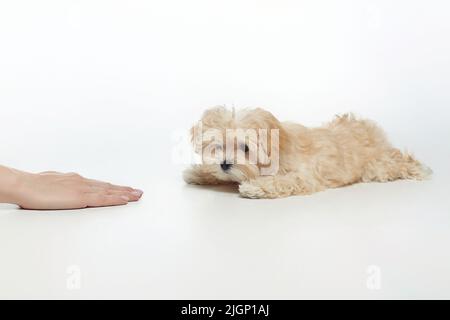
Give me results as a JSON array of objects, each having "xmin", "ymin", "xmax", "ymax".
[{"xmin": 244, "ymin": 108, "xmax": 287, "ymax": 162}]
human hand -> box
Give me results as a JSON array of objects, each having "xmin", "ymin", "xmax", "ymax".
[{"xmin": 6, "ymin": 170, "xmax": 143, "ymax": 210}]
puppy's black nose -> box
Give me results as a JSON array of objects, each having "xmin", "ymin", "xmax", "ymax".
[{"xmin": 221, "ymin": 161, "xmax": 232, "ymax": 171}]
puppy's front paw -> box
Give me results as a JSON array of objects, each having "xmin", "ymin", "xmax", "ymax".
[
  {"xmin": 183, "ymin": 166, "xmax": 220, "ymax": 185},
  {"xmin": 183, "ymin": 168, "xmax": 201, "ymax": 184},
  {"xmin": 239, "ymin": 182, "xmax": 267, "ymax": 199}
]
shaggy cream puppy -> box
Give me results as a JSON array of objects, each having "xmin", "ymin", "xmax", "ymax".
[{"xmin": 183, "ymin": 107, "xmax": 430, "ymax": 199}]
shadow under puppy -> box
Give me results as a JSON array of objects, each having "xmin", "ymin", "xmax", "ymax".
[{"xmin": 183, "ymin": 107, "xmax": 430, "ymax": 199}]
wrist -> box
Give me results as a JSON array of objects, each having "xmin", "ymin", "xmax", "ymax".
[{"xmin": 0, "ymin": 166, "xmax": 33, "ymax": 205}]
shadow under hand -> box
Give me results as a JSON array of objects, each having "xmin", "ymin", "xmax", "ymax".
[{"xmin": 0, "ymin": 203, "xmax": 19, "ymax": 210}]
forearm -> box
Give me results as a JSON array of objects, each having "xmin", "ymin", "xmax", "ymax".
[{"xmin": 0, "ymin": 165, "xmax": 27, "ymax": 205}]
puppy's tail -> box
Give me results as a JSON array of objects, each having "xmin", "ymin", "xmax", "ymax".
[{"xmin": 362, "ymin": 148, "xmax": 432, "ymax": 182}]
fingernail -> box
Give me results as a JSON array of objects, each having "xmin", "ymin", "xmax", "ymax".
[{"xmin": 132, "ymin": 189, "xmax": 143, "ymax": 196}]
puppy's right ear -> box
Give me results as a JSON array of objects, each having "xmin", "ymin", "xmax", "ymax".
[
  {"xmin": 190, "ymin": 106, "xmax": 232, "ymax": 153},
  {"xmin": 199, "ymin": 106, "xmax": 233, "ymax": 129},
  {"xmin": 190, "ymin": 120, "xmax": 203, "ymax": 154}
]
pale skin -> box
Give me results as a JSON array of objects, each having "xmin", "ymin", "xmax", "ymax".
[{"xmin": 0, "ymin": 165, "xmax": 143, "ymax": 210}]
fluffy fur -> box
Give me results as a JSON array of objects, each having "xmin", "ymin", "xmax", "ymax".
[{"xmin": 183, "ymin": 107, "xmax": 430, "ymax": 199}]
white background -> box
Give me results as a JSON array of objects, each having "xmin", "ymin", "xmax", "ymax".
[{"xmin": 0, "ymin": 0, "xmax": 449, "ymax": 299}]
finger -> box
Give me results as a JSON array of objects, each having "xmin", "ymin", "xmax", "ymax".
[
  {"xmin": 86, "ymin": 179, "xmax": 136, "ymax": 192},
  {"xmin": 105, "ymin": 189, "xmax": 142, "ymax": 202},
  {"xmin": 83, "ymin": 194, "xmax": 129, "ymax": 208},
  {"xmin": 87, "ymin": 186, "xmax": 143, "ymax": 201}
]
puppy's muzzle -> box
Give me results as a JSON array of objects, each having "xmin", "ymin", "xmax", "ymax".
[{"xmin": 220, "ymin": 161, "xmax": 232, "ymax": 171}]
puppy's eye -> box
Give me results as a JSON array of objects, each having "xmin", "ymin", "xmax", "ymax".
[{"xmin": 240, "ymin": 144, "xmax": 249, "ymax": 153}]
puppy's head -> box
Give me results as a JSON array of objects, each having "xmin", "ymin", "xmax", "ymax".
[{"xmin": 190, "ymin": 106, "xmax": 284, "ymax": 183}]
